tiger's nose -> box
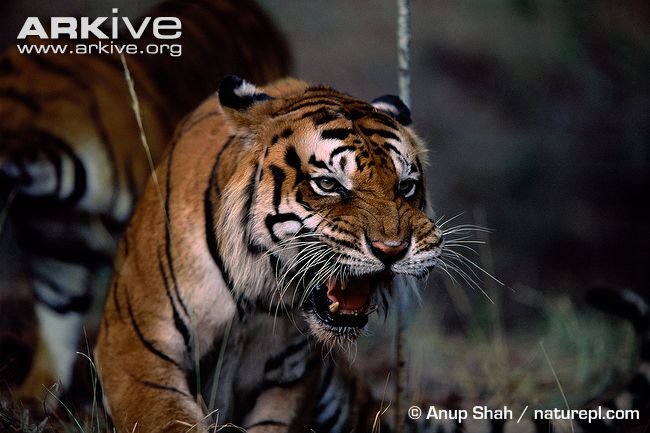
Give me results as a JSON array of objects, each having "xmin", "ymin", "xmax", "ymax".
[{"xmin": 369, "ymin": 239, "xmax": 409, "ymax": 265}]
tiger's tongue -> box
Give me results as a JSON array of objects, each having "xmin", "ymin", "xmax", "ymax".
[{"xmin": 326, "ymin": 276, "xmax": 371, "ymax": 311}]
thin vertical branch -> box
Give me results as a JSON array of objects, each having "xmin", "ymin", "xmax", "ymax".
[
  {"xmin": 394, "ymin": 290, "xmax": 407, "ymax": 433},
  {"xmin": 395, "ymin": 1, "xmax": 411, "ymax": 432},
  {"xmin": 397, "ymin": 0, "xmax": 412, "ymax": 108}
]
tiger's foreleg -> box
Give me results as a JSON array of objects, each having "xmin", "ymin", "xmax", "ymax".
[
  {"xmin": 97, "ymin": 312, "xmax": 321, "ymax": 432},
  {"xmin": 242, "ymin": 380, "xmax": 319, "ymax": 432},
  {"xmin": 241, "ymin": 359, "xmax": 321, "ymax": 433},
  {"xmin": 95, "ymin": 279, "xmax": 208, "ymax": 433}
]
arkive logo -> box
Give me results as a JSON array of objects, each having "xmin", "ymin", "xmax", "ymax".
[{"xmin": 17, "ymin": 8, "xmax": 182, "ymax": 40}]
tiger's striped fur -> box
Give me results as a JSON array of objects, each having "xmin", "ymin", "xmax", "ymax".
[
  {"xmin": 95, "ymin": 76, "xmax": 442, "ymax": 433},
  {"xmin": 0, "ymin": 0, "xmax": 289, "ymax": 405}
]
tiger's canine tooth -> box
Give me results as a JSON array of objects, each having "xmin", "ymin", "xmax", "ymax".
[{"xmin": 329, "ymin": 301, "xmax": 340, "ymax": 314}]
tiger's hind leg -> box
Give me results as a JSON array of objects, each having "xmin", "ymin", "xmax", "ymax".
[
  {"xmin": 16, "ymin": 257, "xmax": 98, "ymax": 409},
  {"xmin": 1, "ymin": 130, "xmax": 111, "ymax": 406}
]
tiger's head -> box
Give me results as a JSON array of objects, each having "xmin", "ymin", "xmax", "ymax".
[{"xmin": 215, "ymin": 76, "xmax": 443, "ymax": 345}]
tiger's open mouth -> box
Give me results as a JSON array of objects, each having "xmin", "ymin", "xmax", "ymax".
[{"xmin": 305, "ymin": 273, "xmax": 393, "ymax": 335}]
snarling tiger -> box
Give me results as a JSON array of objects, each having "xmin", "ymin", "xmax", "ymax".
[
  {"xmin": 95, "ymin": 76, "xmax": 441, "ymax": 432},
  {"xmin": 0, "ymin": 0, "xmax": 289, "ymax": 405},
  {"xmin": 95, "ymin": 76, "xmax": 649, "ymax": 433}
]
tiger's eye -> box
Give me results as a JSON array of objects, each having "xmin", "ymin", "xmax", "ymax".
[
  {"xmin": 316, "ymin": 177, "xmax": 339, "ymax": 192},
  {"xmin": 398, "ymin": 179, "xmax": 417, "ymax": 197}
]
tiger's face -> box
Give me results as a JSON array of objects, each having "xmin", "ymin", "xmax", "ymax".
[{"xmin": 218, "ymin": 77, "xmax": 443, "ymax": 344}]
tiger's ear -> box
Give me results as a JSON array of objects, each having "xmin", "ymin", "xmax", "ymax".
[
  {"xmin": 371, "ymin": 95, "xmax": 412, "ymax": 126},
  {"xmin": 218, "ymin": 75, "xmax": 273, "ymax": 111}
]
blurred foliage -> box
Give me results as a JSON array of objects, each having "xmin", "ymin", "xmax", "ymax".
[{"xmin": 360, "ymin": 286, "xmax": 638, "ymax": 410}]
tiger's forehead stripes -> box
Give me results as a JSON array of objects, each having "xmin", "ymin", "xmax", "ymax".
[
  {"xmin": 279, "ymin": 106, "xmax": 417, "ymax": 185},
  {"xmin": 275, "ymin": 87, "xmax": 379, "ymax": 119}
]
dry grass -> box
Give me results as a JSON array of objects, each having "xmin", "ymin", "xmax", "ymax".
[{"xmin": 360, "ymin": 284, "xmax": 638, "ymax": 412}]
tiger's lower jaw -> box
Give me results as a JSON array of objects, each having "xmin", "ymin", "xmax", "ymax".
[{"xmin": 303, "ymin": 273, "xmax": 392, "ymax": 345}]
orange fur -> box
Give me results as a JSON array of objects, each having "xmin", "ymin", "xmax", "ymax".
[{"xmin": 96, "ymin": 78, "xmax": 442, "ymax": 432}]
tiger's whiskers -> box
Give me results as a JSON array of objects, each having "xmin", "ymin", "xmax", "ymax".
[{"xmin": 434, "ymin": 220, "xmax": 508, "ymax": 305}]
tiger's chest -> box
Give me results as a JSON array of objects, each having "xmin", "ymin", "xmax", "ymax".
[{"xmin": 198, "ymin": 312, "xmax": 316, "ymax": 422}]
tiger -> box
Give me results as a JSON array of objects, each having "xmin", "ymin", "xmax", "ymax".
[
  {"xmin": 95, "ymin": 76, "xmax": 649, "ymax": 433},
  {"xmin": 0, "ymin": 0, "xmax": 290, "ymax": 406},
  {"xmin": 95, "ymin": 75, "xmax": 438, "ymax": 433}
]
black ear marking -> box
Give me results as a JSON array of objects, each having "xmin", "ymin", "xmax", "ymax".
[
  {"xmin": 371, "ymin": 95, "xmax": 412, "ymax": 126},
  {"xmin": 218, "ymin": 75, "xmax": 272, "ymax": 111}
]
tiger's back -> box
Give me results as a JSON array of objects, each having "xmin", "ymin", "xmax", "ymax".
[{"xmin": 0, "ymin": 0, "xmax": 290, "ymax": 405}]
